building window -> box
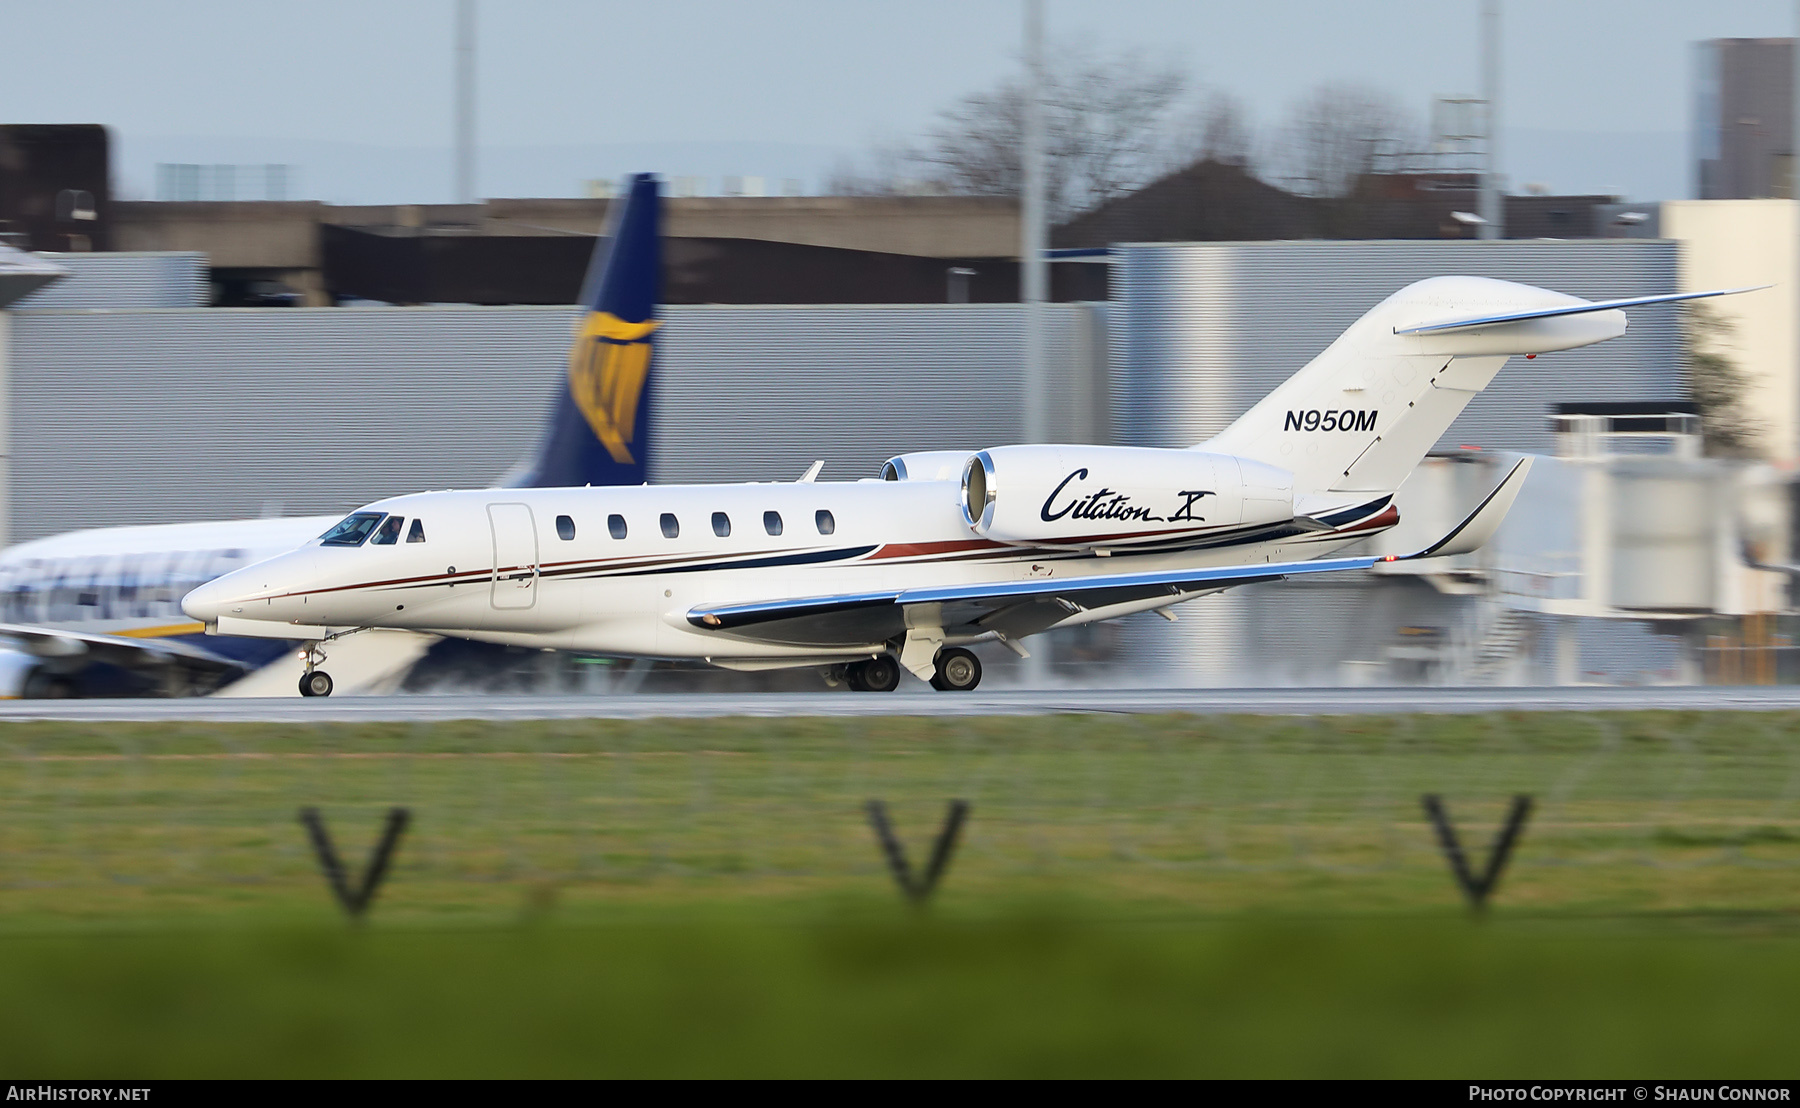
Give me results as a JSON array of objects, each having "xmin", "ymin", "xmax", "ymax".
[
  {"xmin": 406, "ymin": 519, "xmax": 426, "ymax": 543},
  {"xmin": 556, "ymin": 514, "xmax": 576, "ymax": 541},
  {"xmin": 815, "ymin": 509, "xmax": 835, "ymax": 535},
  {"xmin": 660, "ymin": 513, "xmax": 680, "ymax": 539},
  {"xmin": 608, "ymin": 514, "xmax": 628, "ymax": 540},
  {"xmin": 712, "ymin": 512, "xmax": 731, "ymax": 538},
  {"xmin": 763, "ymin": 510, "xmax": 783, "ymax": 536}
]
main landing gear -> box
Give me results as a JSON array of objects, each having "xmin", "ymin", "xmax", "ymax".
[
  {"xmin": 844, "ymin": 654, "xmax": 900, "ymax": 692},
  {"xmin": 928, "ymin": 647, "xmax": 982, "ymax": 692},
  {"xmin": 840, "ymin": 647, "xmax": 983, "ymax": 693}
]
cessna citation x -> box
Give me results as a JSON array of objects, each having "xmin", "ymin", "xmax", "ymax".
[
  {"xmin": 184, "ymin": 276, "xmax": 1758, "ymax": 695},
  {"xmin": 0, "ymin": 173, "xmax": 666, "ymax": 697}
]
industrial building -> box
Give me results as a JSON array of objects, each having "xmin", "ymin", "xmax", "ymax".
[{"xmin": 1695, "ymin": 38, "xmax": 1799, "ymax": 200}]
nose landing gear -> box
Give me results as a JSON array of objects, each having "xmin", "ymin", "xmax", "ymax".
[
  {"xmin": 299, "ymin": 670, "xmax": 334, "ymax": 697},
  {"xmin": 299, "ymin": 640, "xmax": 334, "ymax": 698}
]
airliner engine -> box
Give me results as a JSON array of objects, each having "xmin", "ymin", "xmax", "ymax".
[{"xmin": 960, "ymin": 445, "xmax": 1294, "ymax": 548}]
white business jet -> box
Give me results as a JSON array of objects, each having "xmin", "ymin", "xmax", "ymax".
[{"xmin": 183, "ymin": 277, "xmax": 1758, "ymax": 694}]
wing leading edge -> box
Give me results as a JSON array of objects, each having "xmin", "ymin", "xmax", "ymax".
[
  {"xmin": 0, "ymin": 622, "xmax": 254, "ymax": 685},
  {"xmin": 686, "ymin": 458, "xmax": 1533, "ymax": 649},
  {"xmin": 1394, "ymin": 287, "xmax": 1767, "ymax": 336}
]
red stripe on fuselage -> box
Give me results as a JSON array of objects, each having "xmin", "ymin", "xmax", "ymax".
[
  {"xmin": 1342, "ymin": 505, "xmax": 1400, "ymax": 533},
  {"xmin": 867, "ymin": 539, "xmax": 1005, "ymax": 559}
]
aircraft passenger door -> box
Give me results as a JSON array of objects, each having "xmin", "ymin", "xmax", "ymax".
[{"xmin": 487, "ymin": 503, "xmax": 540, "ymax": 610}]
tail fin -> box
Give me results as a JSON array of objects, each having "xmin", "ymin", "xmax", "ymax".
[
  {"xmin": 516, "ymin": 172, "xmax": 662, "ymax": 488},
  {"xmin": 1203, "ymin": 276, "xmax": 1758, "ymax": 498}
]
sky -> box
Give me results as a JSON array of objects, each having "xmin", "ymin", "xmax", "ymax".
[{"xmin": 3, "ymin": 0, "xmax": 1798, "ymax": 204}]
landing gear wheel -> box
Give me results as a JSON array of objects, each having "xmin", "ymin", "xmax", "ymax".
[
  {"xmin": 299, "ymin": 671, "xmax": 335, "ymax": 698},
  {"xmin": 929, "ymin": 647, "xmax": 982, "ymax": 691},
  {"xmin": 848, "ymin": 655, "xmax": 901, "ymax": 692},
  {"xmin": 22, "ymin": 668, "xmax": 79, "ymax": 699}
]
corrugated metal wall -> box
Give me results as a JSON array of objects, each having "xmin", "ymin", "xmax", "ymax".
[
  {"xmin": 5, "ymin": 303, "xmax": 1101, "ymax": 541},
  {"xmin": 11, "ymin": 252, "xmax": 207, "ymax": 309},
  {"xmin": 1112, "ymin": 240, "xmax": 1682, "ymax": 452}
]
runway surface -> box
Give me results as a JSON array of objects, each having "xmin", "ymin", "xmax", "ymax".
[{"xmin": 5, "ymin": 685, "xmax": 1800, "ymax": 722}]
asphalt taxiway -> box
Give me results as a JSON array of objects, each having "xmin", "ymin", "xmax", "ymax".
[{"xmin": 3, "ymin": 685, "xmax": 1800, "ymax": 723}]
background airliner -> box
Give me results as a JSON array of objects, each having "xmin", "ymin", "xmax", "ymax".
[
  {"xmin": 0, "ymin": 173, "xmax": 666, "ymax": 698},
  {"xmin": 183, "ymin": 273, "xmax": 1757, "ymax": 694}
]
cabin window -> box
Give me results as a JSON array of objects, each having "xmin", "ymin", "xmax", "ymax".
[
  {"xmin": 608, "ymin": 514, "xmax": 628, "ymax": 540},
  {"xmin": 556, "ymin": 514, "xmax": 576, "ymax": 541},
  {"xmin": 763, "ymin": 510, "xmax": 783, "ymax": 536},
  {"xmin": 712, "ymin": 512, "xmax": 731, "ymax": 538},
  {"xmin": 320, "ymin": 512, "xmax": 384, "ymax": 547},
  {"xmin": 370, "ymin": 515, "xmax": 405, "ymax": 545},
  {"xmin": 660, "ymin": 513, "xmax": 680, "ymax": 539},
  {"xmin": 815, "ymin": 509, "xmax": 835, "ymax": 535},
  {"xmin": 407, "ymin": 519, "xmax": 426, "ymax": 543}
]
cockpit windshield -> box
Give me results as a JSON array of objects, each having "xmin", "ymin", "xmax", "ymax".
[
  {"xmin": 320, "ymin": 512, "xmax": 385, "ymax": 547},
  {"xmin": 370, "ymin": 515, "xmax": 405, "ymax": 546}
]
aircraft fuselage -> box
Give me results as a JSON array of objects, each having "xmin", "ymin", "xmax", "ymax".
[{"xmin": 185, "ymin": 478, "xmax": 1394, "ymax": 664}]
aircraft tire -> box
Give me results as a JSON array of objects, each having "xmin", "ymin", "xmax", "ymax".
[
  {"xmin": 852, "ymin": 655, "xmax": 900, "ymax": 692},
  {"xmin": 299, "ymin": 671, "xmax": 335, "ymax": 698},
  {"xmin": 928, "ymin": 647, "xmax": 981, "ymax": 692},
  {"xmin": 22, "ymin": 667, "xmax": 79, "ymax": 699}
]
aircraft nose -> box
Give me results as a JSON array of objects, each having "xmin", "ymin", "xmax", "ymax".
[{"xmin": 180, "ymin": 575, "xmax": 238, "ymax": 623}]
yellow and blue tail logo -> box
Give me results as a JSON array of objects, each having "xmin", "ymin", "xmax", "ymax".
[
  {"xmin": 568, "ymin": 312, "xmax": 659, "ymax": 464},
  {"xmin": 522, "ymin": 173, "xmax": 661, "ymax": 487}
]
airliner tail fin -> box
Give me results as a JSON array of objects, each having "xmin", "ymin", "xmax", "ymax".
[{"xmin": 516, "ymin": 172, "xmax": 662, "ymax": 488}]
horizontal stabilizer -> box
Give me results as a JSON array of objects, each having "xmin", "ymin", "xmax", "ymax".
[{"xmin": 1394, "ymin": 286, "xmax": 1768, "ymax": 336}]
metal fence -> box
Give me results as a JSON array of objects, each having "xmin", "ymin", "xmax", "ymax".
[{"xmin": 2, "ymin": 711, "xmax": 1797, "ymax": 926}]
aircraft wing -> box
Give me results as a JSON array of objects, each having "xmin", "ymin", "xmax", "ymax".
[
  {"xmin": 0, "ymin": 622, "xmax": 253, "ymax": 683},
  {"xmin": 687, "ymin": 458, "xmax": 1532, "ymax": 649}
]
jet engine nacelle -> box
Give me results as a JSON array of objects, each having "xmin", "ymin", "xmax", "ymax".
[
  {"xmin": 881, "ymin": 450, "xmax": 974, "ymax": 482},
  {"xmin": 960, "ymin": 445, "xmax": 1294, "ymax": 547}
]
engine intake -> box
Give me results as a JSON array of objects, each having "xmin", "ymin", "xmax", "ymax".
[
  {"xmin": 881, "ymin": 451, "xmax": 975, "ymax": 482},
  {"xmin": 960, "ymin": 445, "xmax": 1293, "ymax": 548}
]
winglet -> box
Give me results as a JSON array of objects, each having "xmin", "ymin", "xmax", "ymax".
[{"xmin": 1402, "ymin": 456, "xmax": 1533, "ymax": 560}]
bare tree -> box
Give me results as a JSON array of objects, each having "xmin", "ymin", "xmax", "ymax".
[
  {"xmin": 1188, "ymin": 91, "xmax": 1255, "ymax": 168},
  {"xmin": 1685, "ymin": 304, "xmax": 1763, "ymax": 458},
  {"xmin": 832, "ymin": 43, "xmax": 1188, "ymax": 221},
  {"xmin": 1274, "ymin": 82, "xmax": 1420, "ymax": 199}
]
